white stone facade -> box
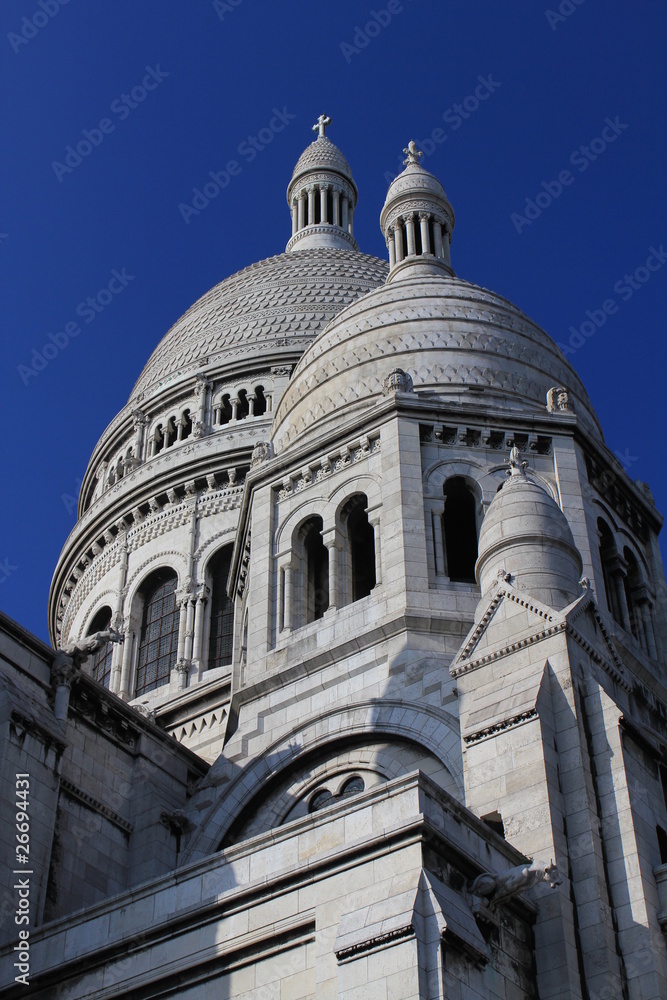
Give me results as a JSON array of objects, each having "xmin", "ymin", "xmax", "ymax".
[{"xmin": 1, "ymin": 122, "xmax": 667, "ymax": 998}]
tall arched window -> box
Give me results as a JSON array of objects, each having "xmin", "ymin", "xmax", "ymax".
[
  {"xmin": 341, "ymin": 494, "xmax": 376, "ymax": 604},
  {"xmin": 208, "ymin": 546, "xmax": 235, "ymax": 671},
  {"xmin": 623, "ymin": 547, "xmax": 656, "ymax": 656},
  {"xmin": 623, "ymin": 548, "xmax": 641, "ymax": 642},
  {"xmin": 135, "ymin": 570, "xmax": 178, "ymax": 696},
  {"xmin": 300, "ymin": 517, "xmax": 328, "ymax": 624},
  {"xmin": 443, "ymin": 477, "xmax": 478, "ymax": 583},
  {"xmin": 88, "ymin": 606, "xmax": 113, "ymax": 689},
  {"xmin": 598, "ymin": 519, "xmax": 624, "ymax": 627}
]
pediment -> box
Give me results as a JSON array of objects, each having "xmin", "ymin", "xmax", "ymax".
[{"xmin": 451, "ymin": 583, "xmax": 559, "ymax": 677}]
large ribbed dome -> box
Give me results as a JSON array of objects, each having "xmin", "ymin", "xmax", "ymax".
[
  {"xmin": 129, "ymin": 248, "xmax": 388, "ymax": 403},
  {"xmin": 271, "ymin": 273, "xmax": 603, "ymax": 451}
]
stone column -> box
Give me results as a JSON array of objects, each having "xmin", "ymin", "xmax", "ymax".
[
  {"xmin": 193, "ymin": 374, "xmax": 209, "ymax": 437},
  {"xmin": 291, "ymin": 201, "xmax": 298, "ymax": 235},
  {"xmin": 394, "ymin": 223, "xmax": 404, "ymax": 263},
  {"xmin": 132, "ymin": 410, "xmax": 146, "ymax": 463},
  {"xmin": 320, "ymin": 184, "xmax": 328, "ymax": 224},
  {"xmin": 638, "ymin": 599, "xmax": 658, "ymax": 659},
  {"xmin": 367, "ymin": 508, "xmax": 383, "ymax": 587},
  {"xmin": 433, "ymin": 221, "xmax": 444, "ymax": 258},
  {"xmin": 183, "ymin": 597, "xmax": 196, "ymax": 662},
  {"xmin": 297, "ymin": 192, "xmax": 305, "ymax": 230},
  {"xmin": 191, "ymin": 585, "xmax": 210, "ymax": 677},
  {"xmin": 332, "ymin": 188, "xmax": 340, "ymax": 227},
  {"xmin": 348, "ymin": 203, "xmax": 354, "ymax": 235},
  {"xmin": 118, "ymin": 622, "xmax": 135, "ymax": 700},
  {"xmin": 307, "ymin": 186, "xmax": 315, "ymax": 226},
  {"xmin": 424, "ymin": 498, "xmax": 445, "ymax": 577},
  {"xmin": 419, "ymin": 213, "xmax": 431, "ymax": 254},
  {"xmin": 405, "ymin": 215, "xmax": 416, "ymax": 256},
  {"xmin": 230, "ymin": 397, "xmax": 239, "ymax": 421},
  {"xmin": 341, "ymin": 196, "xmax": 348, "ymax": 233},
  {"xmin": 176, "ymin": 592, "xmax": 190, "ymax": 663},
  {"xmin": 323, "ymin": 529, "xmax": 339, "ymax": 611},
  {"xmin": 282, "ymin": 559, "xmax": 295, "ymax": 632},
  {"xmin": 387, "ymin": 229, "xmax": 396, "ymax": 267}
]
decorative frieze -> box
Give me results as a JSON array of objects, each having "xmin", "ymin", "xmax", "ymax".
[
  {"xmin": 275, "ymin": 433, "xmax": 380, "ymax": 501},
  {"xmin": 59, "ymin": 778, "xmax": 134, "ymax": 835},
  {"xmin": 420, "ymin": 422, "xmax": 552, "ymax": 454}
]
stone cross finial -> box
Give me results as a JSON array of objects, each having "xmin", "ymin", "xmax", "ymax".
[
  {"xmin": 313, "ymin": 114, "xmax": 332, "ymax": 139},
  {"xmin": 403, "ymin": 140, "xmax": 423, "ymax": 167}
]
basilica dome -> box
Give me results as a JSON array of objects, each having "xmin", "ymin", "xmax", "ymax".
[
  {"xmin": 128, "ymin": 248, "xmax": 388, "ymax": 405},
  {"xmin": 271, "ymin": 146, "xmax": 602, "ymax": 452}
]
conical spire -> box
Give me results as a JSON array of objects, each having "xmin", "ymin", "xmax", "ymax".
[{"xmin": 286, "ymin": 115, "xmax": 359, "ymax": 252}]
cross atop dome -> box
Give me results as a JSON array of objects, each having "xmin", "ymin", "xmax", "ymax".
[
  {"xmin": 403, "ymin": 140, "xmax": 423, "ymax": 167},
  {"xmin": 313, "ymin": 114, "xmax": 332, "ymax": 139},
  {"xmin": 286, "ymin": 117, "xmax": 359, "ymax": 253}
]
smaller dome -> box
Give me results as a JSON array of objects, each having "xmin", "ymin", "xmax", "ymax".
[
  {"xmin": 286, "ymin": 116, "xmax": 359, "ymax": 254},
  {"xmin": 380, "ymin": 141, "xmax": 455, "ymax": 281},
  {"xmin": 476, "ymin": 450, "xmax": 583, "ymax": 610},
  {"xmin": 290, "ymin": 136, "xmax": 356, "ymax": 192}
]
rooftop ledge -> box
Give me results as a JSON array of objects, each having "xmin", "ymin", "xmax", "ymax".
[{"xmin": 0, "ymin": 770, "xmax": 529, "ymax": 992}]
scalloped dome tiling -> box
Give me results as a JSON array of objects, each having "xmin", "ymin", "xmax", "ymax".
[
  {"xmin": 129, "ymin": 248, "xmax": 388, "ymax": 403},
  {"xmin": 289, "ymin": 136, "xmax": 355, "ymax": 189},
  {"xmin": 271, "ymin": 274, "xmax": 604, "ymax": 451}
]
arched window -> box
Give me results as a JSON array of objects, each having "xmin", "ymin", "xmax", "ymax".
[
  {"xmin": 624, "ymin": 548, "xmax": 641, "ymax": 642},
  {"xmin": 88, "ymin": 606, "xmax": 113, "ymax": 689},
  {"xmin": 598, "ymin": 519, "xmax": 624, "ymax": 626},
  {"xmin": 153, "ymin": 425, "xmax": 164, "ymax": 455},
  {"xmin": 135, "ymin": 569, "xmax": 178, "ymax": 696},
  {"xmin": 253, "ymin": 386, "xmax": 267, "ymax": 417},
  {"xmin": 236, "ymin": 389, "xmax": 250, "ymax": 420},
  {"xmin": 442, "ymin": 477, "xmax": 478, "ymax": 583},
  {"xmin": 208, "ymin": 546, "xmax": 235, "ymax": 670},
  {"xmin": 180, "ymin": 409, "xmax": 192, "ymax": 441},
  {"xmin": 165, "ymin": 417, "xmax": 177, "ymax": 449},
  {"xmin": 299, "ymin": 517, "xmax": 328, "ymax": 624},
  {"xmin": 623, "ymin": 547, "xmax": 656, "ymax": 656},
  {"xmin": 218, "ymin": 395, "xmax": 232, "ymax": 425},
  {"xmin": 339, "ymin": 775, "xmax": 365, "ymax": 799},
  {"xmin": 341, "ymin": 494, "xmax": 376, "ymax": 604}
]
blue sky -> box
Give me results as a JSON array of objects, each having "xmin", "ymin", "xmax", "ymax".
[{"xmin": 2, "ymin": 0, "xmax": 666, "ymax": 641}]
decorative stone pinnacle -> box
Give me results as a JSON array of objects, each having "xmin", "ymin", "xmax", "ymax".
[
  {"xmin": 403, "ymin": 140, "xmax": 423, "ymax": 167},
  {"xmin": 507, "ymin": 446, "xmax": 527, "ymax": 477},
  {"xmin": 313, "ymin": 114, "xmax": 332, "ymax": 139}
]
